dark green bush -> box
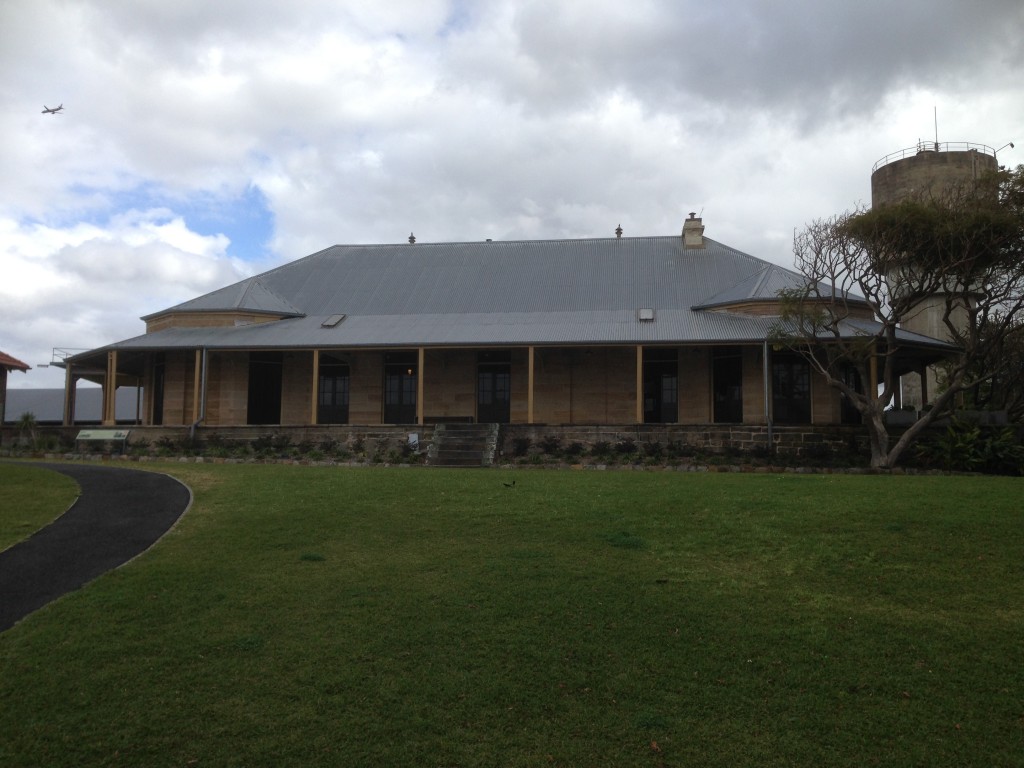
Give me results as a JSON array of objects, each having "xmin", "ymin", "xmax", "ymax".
[{"xmin": 511, "ymin": 437, "xmax": 532, "ymax": 457}]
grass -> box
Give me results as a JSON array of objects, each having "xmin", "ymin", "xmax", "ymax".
[
  {"xmin": 1, "ymin": 464, "xmax": 1022, "ymax": 767},
  {"xmin": 0, "ymin": 463, "xmax": 79, "ymax": 551}
]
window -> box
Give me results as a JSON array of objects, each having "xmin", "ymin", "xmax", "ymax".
[
  {"xmin": 713, "ymin": 347, "xmax": 743, "ymax": 423},
  {"xmin": 383, "ymin": 352, "xmax": 417, "ymax": 423},
  {"xmin": 477, "ymin": 351, "xmax": 511, "ymax": 423},
  {"xmin": 643, "ymin": 348, "xmax": 678, "ymax": 423},
  {"xmin": 772, "ymin": 352, "xmax": 811, "ymax": 424},
  {"xmin": 317, "ymin": 354, "xmax": 350, "ymax": 424}
]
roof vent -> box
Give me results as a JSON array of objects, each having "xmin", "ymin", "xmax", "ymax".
[
  {"xmin": 408, "ymin": 232, "xmax": 416, "ymax": 244},
  {"xmin": 683, "ymin": 213, "xmax": 705, "ymax": 249},
  {"xmin": 615, "ymin": 224, "xmax": 623, "ymax": 238}
]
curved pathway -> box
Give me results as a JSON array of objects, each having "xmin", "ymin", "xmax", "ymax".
[{"xmin": 0, "ymin": 463, "xmax": 192, "ymax": 632}]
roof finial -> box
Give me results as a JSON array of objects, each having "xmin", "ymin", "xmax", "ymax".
[
  {"xmin": 408, "ymin": 232, "xmax": 416, "ymax": 244},
  {"xmin": 615, "ymin": 224, "xmax": 623, "ymax": 238}
]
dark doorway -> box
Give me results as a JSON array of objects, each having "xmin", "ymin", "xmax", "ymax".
[
  {"xmin": 772, "ymin": 352, "xmax": 811, "ymax": 424},
  {"xmin": 643, "ymin": 349, "xmax": 678, "ymax": 424},
  {"xmin": 477, "ymin": 351, "xmax": 511, "ymax": 423},
  {"xmin": 713, "ymin": 347, "xmax": 743, "ymax": 423},
  {"xmin": 247, "ymin": 352, "xmax": 283, "ymax": 425},
  {"xmin": 318, "ymin": 354, "xmax": 350, "ymax": 424},
  {"xmin": 383, "ymin": 353, "xmax": 417, "ymax": 424},
  {"xmin": 151, "ymin": 353, "xmax": 165, "ymax": 426}
]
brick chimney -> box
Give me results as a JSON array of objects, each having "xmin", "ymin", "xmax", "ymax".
[{"xmin": 683, "ymin": 212, "xmax": 704, "ymax": 249}]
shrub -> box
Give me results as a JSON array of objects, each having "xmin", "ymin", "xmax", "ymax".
[
  {"xmin": 539, "ymin": 435, "xmax": 562, "ymax": 455},
  {"xmin": 643, "ymin": 441, "xmax": 663, "ymax": 459},
  {"xmin": 251, "ymin": 435, "xmax": 275, "ymax": 455},
  {"xmin": 511, "ymin": 437, "xmax": 532, "ymax": 457},
  {"xmin": 614, "ymin": 437, "xmax": 636, "ymax": 455},
  {"xmin": 563, "ymin": 442, "xmax": 585, "ymax": 458},
  {"xmin": 981, "ymin": 427, "xmax": 1024, "ymax": 476},
  {"xmin": 912, "ymin": 418, "xmax": 1024, "ymax": 475}
]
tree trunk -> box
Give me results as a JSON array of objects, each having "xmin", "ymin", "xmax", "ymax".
[{"xmin": 866, "ymin": 410, "xmax": 892, "ymax": 468}]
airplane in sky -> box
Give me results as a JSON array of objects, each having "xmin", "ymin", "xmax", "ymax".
[{"xmin": 42, "ymin": 104, "xmax": 64, "ymax": 114}]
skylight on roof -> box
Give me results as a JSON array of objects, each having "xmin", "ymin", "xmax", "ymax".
[
  {"xmin": 637, "ymin": 308, "xmax": 655, "ymax": 322},
  {"xmin": 321, "ymin": 314, "xmax": 346, "ymax": 328}
]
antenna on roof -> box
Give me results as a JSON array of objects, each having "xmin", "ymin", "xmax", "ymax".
[{"xmin": 408, "ymin": 232, "xmax": 416, "ymax": 244}]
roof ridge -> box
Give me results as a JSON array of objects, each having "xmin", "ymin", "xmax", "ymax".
[
  {"xmin": 750, "ymin": 265, "xmax": 774, "ymax": 299},
  {"xmin": 235, "ymin": 277, "xmax": 258, "ymax": 309},
  {"xmin": 240, "ymin": 277, "xmax": 304, "ymax": 315}
]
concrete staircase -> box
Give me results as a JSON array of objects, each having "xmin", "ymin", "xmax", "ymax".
[{"xmin": 427, "ymin": 423, "xmax": 500, "ymax": 467}]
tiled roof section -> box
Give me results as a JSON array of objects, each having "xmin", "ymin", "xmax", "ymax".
[
  {"xmin": 143, "ymin": 276, "xmax": 304, "ymax": 320},
  {"xmin": 0, "ymin": 351, "xmax": 30, "ymax": 371}
]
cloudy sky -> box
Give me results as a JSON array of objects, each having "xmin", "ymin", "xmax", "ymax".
[{"xmin": 3, "ymin": 0, "xmax": 1023, "ymax": 389}]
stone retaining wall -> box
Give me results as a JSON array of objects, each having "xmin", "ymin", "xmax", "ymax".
[
  {"xmin": 498, "ymin": 424, "xmax": 868, "ymax": 460},
  {"xmin": 3, "ymin": 422, "xmax": 872, "ymax": 459}
]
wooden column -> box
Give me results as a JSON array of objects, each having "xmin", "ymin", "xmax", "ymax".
[
  {"xmin": 63, "ymin": 365, "xmax": 76, "ymax": 426},
  {"xmin": 919, "ymin": 364, "xmax": 929, "ymax": 406},
  {"xmin": 0, "ymin": 368, "xmax": 7, "ymax": 427},
  {"xmin": 635, "ymin": 346, "xmax": 644, "ymax": 424},
  {"xmin": 416, "ymin": 347, "xmax": 425, "ymax": 426},
  {"xmin": 762, "ymin": 341, "xmax": 772, "ymax": 430},
  {"xmin": 310, "ymin": 349, "xmax": 320, "ymax": 425},
  {"xmin": 527, "ymin": 346, "xmax": 535, "ymax": 424},
  {"xmin": 191, "ymin": 350, "xmax": 202, "ymax": 423},
  {"xmin": 104, "ymin": 351, "xmax": 117, "ymax": 425}
]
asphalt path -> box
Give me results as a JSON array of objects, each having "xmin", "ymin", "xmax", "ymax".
[{"xmin": 0, "ymin": 462, "xmax": 192, "ymax": 632}]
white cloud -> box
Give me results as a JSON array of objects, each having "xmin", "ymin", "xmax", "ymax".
[
  {"xmin": 0, "ymin": 210, "xmax": 252, "ymax": 387},
  {"xmin": 1, "ymin": 0, "xmax": 1023, "ymax": 392}
]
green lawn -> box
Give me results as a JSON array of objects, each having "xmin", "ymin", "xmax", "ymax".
[
  {"xmin": 0, "ymin": 463, "xmax": 79, "ymax": 551},
  {"xmin": 1, "ymin": 464, "xmax": 1022, "ymax": 767}
]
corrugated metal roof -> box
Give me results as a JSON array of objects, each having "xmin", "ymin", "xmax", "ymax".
[
  {"xmin": 74, "ymin": 233, "xmax": 951, "ymax": 358},
  {"xmin": 143, "ymin": 276, "xmax": 303, "ymax": 319},
  {"xmin": 158, "ymin": 236, "xmax": 774, "ymax": 318}
]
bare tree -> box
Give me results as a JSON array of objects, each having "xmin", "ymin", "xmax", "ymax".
[{"xmin": 775, "ymin": 166, "xmax": 1024, "ymax": 468}]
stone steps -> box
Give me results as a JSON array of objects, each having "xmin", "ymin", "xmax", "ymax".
[{"xmin": 428, "ymin": 423, "xmax": 500, "ymax": 467}]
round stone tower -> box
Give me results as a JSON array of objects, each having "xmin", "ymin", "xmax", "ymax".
[
  {"xmin": 871, "ymin": 142, "xmax": 999, "ymax": 209},
  {"xmin": 870, "ymin": 142, "xmax": 1000, "ymax": 408}
]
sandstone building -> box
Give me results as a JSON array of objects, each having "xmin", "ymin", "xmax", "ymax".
[{"xmin": 60, "ymin": 215, "xmax": 949, "ymax": 445}]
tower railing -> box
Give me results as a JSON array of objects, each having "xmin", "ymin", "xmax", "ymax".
[{"xmin": 872, "ymin": 142, "xmax": 997, "ymax": 173}]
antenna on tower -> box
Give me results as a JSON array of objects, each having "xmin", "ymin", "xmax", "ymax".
[{"xmin": 934, "ymin": 106, "xmax": 939, "ymax": 151}]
